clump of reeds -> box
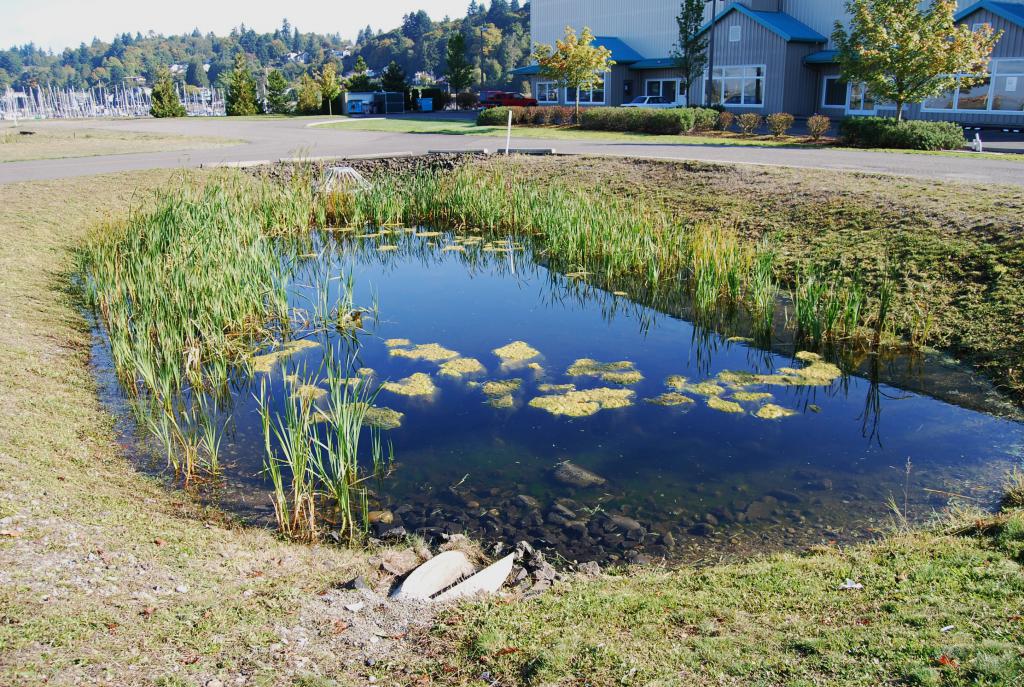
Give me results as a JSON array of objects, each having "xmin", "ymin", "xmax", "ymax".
[
  {"xmin": 78, "ymin": 170, "xmax": 325, "ymax": 483},
  {"xmin": 256, "ymin": 356, "xmax": 392, "ymax": 543}
]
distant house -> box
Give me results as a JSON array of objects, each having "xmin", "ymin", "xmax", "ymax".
[
  {"xmin": 286, "ymin": 52, "xmax": 309, "ymax": 64},
  {"xmin": 514, "ymin": 0, "xmax": 1024, "ymax": 126}
]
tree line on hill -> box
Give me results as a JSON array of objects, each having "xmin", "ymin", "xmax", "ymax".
[{"xmin": 1, "ymin": 0, "xmax": 531, "ymax": 101}]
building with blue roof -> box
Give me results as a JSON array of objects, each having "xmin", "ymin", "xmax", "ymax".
[{"xmin": 516, "ymin": 0, "xmax": 1024, "ymax": 126}]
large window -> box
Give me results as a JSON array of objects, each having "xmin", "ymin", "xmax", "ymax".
[
  {"xmin": 709, "ymin": 65, "xmax": 764, "ymax": 106},
  {"xmin": 923, "ymin": 60, "xmax": 1024, "ymax": 113},
  {"xmin": 646, "ymin": 79, "xmax": 679, "ymax": 102},
  {"xmin": 822, "ymin": 76, "xmax": 847, "ymax": 108},
  {"xmin": 535, "ymin": 81, "xmax": 558, "ymax": 104},
  {"xmin": 565, "ymin": 76, "xmax": 606, "ymax": 104}
]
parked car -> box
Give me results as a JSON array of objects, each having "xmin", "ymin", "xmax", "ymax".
[
  {"xmin": 622, "ymin": 96, "xmax": 675, "ymax": 109},
  {"xmin": 481, "ymin": 91, "xmax": 539, "ymax": 108}
]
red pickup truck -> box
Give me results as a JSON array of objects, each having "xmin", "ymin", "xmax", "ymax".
[{"xmin": 481, "ymin": 91, "xmax": 539, "ymax": 108}]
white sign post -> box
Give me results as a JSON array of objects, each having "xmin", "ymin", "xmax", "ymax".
[{"xmin": 505, "ymin": 109, "xmax": 512, "ymax": 154}]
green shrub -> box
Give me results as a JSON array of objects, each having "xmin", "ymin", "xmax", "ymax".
[
  {"xmin": 476, "ymin": 107, "xmax": 508, "ymax": 125},
  {"xmin": 807, "ymin": 114, "xmax": 832, "ymax": 141},
  {"xmin": 737, "ymin": 112, "xmax": 762, "ymax": 136},
  {"xmin": 766, "ymin": 112, "xmax": 794, "ymax": 138},
  {"xmin": 715, "ymin": 110, "xmax": 734, "ymax": 131},
  {"xmin": 839, "ymin": 117, "xmax": 965, "ymax": 150},
  {"xmin": 689, "ymin": 107, "xmax": 719, "ymax": 132},
  {"xmin": 579, "ymin": 107, "xmax": 697, "ymax": 135},
  {"xmin": 150, "ymin": 71, "xmax": 186, "ymax": 118}
]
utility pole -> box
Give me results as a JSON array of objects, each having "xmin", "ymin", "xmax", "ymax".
[{"xmin": 705, "ymin": 0, "xmax": 718, "ymax": 107}]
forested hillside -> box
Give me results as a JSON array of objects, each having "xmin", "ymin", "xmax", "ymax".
[{"xmin": 0, "ymin": 0, "xmax": 530, "ymax": 91}]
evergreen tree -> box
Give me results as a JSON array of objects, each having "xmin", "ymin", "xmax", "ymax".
[
  {"xmin": 444, "ymin": 33, "xmax": 474, "ymax": 92},
  {"xmin": 150, "ymin": 68, "xmax": 185, "ymax": 117},
  {"xmin": 265, "ymin": 68, "xmax": 290, "ymax": 113},
  {"xmin": 671, "ymin": 0, "xmax": 708, "ymax": 101},
  {"xmin": 381, "ymin": 60, "xmax": 407, "ymax": 93},
  {"xmin": 225, "ymin": 53, "xmax": 259, "ymax": 116},
  {"xmin": 185, "ymin": 56, "xmax": 208, "ymax": 88},
  {"xmin": 347, "ymin": 56, "xmax": 375, "ymax": 91}
]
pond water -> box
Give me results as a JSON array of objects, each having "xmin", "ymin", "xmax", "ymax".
[{"xmin": 98, "ymin": 228, "xmax": 1024, "ymax": 565}]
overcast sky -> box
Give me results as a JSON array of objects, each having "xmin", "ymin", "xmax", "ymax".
[{"xmin": 1, "ymin": 0, "xmax": 475, "ymax": 52}]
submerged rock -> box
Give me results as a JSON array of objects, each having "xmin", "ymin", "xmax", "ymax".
[{"xmin": 552, "ymin": 461, "xmax": 607, "ymax": 488}]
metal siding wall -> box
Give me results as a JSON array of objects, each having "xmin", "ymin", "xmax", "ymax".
[
  {"xmin": 912, "ymin": 9, "xmax": 1024, "ymax": 125},
  {"xmin": 782, "ymin": 42, "xmax": 822, "ymax": 114},
  {"xmin": 704, "ymin": 12, "xmax": 788, "ymax": 112},
  {"xmin": 531, "ymin": 0, "xmax": 681, "ymax": 57}
]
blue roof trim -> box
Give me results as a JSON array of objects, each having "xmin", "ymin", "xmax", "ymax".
[
  {"xmin": 591, "ymin": 36, "xmax": 645, "ymax": 64},
  {"xmin": 511, "ymin": 36, "xmax": 644, "ymax": 75},
  {"xmin": 955, "ymin": 1, "xmax": 1024, "ymax": 26},
  {"xmin": 804, "ymin": 49, "xmax": 839, "ymax": 65},
  {"xmin": 697, "ymin": 3, "xmax": 827, "ymax": 43},
  {"xmin": 631, "ymin": 57, "xmax": 679, "ymax": 70}
]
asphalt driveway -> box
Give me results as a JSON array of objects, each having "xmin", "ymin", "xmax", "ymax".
[{"xmin": 1, "ymin": 115, "xmax": 1022, "ymax": 186}]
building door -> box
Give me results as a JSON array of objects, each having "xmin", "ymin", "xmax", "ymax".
[{"xmin": 846, "ymin": 82, "xmax": 875, "ymax": 115}]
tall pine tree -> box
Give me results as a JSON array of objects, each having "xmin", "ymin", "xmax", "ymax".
[
  {"xmin": 150, "ymin": 68, "xmax": 185, "ymax": 117},
  {"xmin": 225, "ymin": 53, "xmax": 259, "ymax": 116}
]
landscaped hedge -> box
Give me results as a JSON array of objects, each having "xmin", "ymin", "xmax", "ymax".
[
  {"xmin": 477, "ymin": 106, "xmax": 577, "ymax": 126},
  {"xmin": 477, "ymin": 105, "xmax": 721, "ymax": 135},
  {"xmin": 839, "ymin": 117, "xmax": 966, "ymax": 151}
]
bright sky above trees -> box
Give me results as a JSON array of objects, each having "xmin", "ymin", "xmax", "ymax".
[{"xmin": 1, "ymin": 0, "xmax": 473, "ymax": 52}]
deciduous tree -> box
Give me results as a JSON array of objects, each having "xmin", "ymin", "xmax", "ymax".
[
  {"xmin": 532, "ymin": 26, "xmax": 614, "ymax": 118},
  {"xmin": 319, "ymin": 62, "xmax": 340, "ymax": 115},
  {"xmin": 296, "ymin": 72, "xmax": 322, "ymax": 113},
  {"xmin": 833, "ymin": 0, "xmax": 1001, "ymax": 120}
]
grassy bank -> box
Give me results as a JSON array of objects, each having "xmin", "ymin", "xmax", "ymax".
[
  {"xmin": 465, "ymin": 156, "xmax": 1024, "ymax": 404},
  {"xmin": 0, "ymin": 125, "xmax": 237, "ymax": 162},
  {"xmin": 429, "ymin": 511, "xmax": 1024, "ymax": 686},
  {"xmin": 0, "ymin": 172, "xmax": 421, "ymax": 687},
  {"xmin": 2, "ymin": 164, "xmax": 1022, "ymax": 686}
]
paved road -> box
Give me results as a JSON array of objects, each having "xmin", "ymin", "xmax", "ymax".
[{"xmin": 2, "ymin": 116, "xmax": 1023, "ymax": 186}]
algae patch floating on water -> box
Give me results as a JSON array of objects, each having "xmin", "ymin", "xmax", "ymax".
[
  {"xmin": 755, "ymin": 403, "xmax": 798, "ymax": 419},
  {"xmin": 733, "ymin": 391, "xmax": 773, "ymax": 402},
  {"xmin": 493, "ymin": 341, "xmax": 541, "ymax": 364},
  {"xmin": 486, "ymin": 394, "xmax": 515, "ymax": 409},
  {"xmin": 381, "ymin": 373, "xmax": 437, "ymax": 397},
  {"xmin": 645, "ymin": 392, "xmax": 695, "ymax": 407},
  {"xmin": 567, "ymin": 358, "xmax": 643, "ymax": 385},
  {"xmin": 293, "ymin": 384, "xmax": 327, "ymax": 405},
  {"xmin": 707, "ymin": 396, "xmax": 745, "ymax": 414},
  {"xmin": 529, "ymin": 387, "xmax": 635, "ymax": 418},
  {"xmin": 389, "ymin": 342, "xmax": 460, "ymax": 362},
  {"xmin": 363, "ymin": 405, "xmax": 405, "ymax": 429},
  {"xmin": 249, "ymin": 339, "xmax": 320, "ymax": 374},
  {"xmin": 482, "ymin": 379, "xmax": 522, "ymax": 397},
  {"xmin": 384, "ymin": 338, "xmax": 412, "ymax": 348},
  {"xmin": 667, "ymin": 377, "xmax": 725, "ymax": 396},
  {"xmin": 438, "ymin": 357, "xmax": 486, "ymax": 378}
]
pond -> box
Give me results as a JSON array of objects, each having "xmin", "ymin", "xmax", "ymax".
[{"xmin": 96, "ymin": 227, "xmax": 1024, "ymax": 565}]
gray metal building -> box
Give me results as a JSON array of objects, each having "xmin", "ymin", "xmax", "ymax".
[{"xmin": 513, "ymin": 0, "xmax": 1024, "ymax": 126}]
